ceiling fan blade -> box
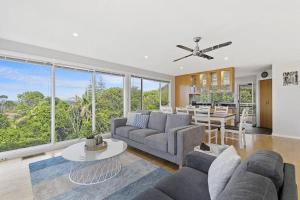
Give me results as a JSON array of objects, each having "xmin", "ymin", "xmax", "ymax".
[
  {"xmin": 199, "ymin": 53, "xmax": 214, "ymax": 60},
  {"xmin": 200, "ymin": 41, "xmax": 232, "ymax": 53},
  {"xmin": 176, "ymin": 45, "xmax": 193, "ymax": 52},
  {"xmin": 173, "ymin": 54, "xmax": 193, "ymax": 62}
]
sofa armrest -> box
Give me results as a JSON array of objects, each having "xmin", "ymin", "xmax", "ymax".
[
  {"xmin": 280, "ymin": 163, "xmax": 298, "ymax": 200},
  {"xmin": 167, "ymin": 125, "xmax": 194, "ymax": 155},
  {"xmin": 176, "ymin": 125, "xmax": 205, "ymax": 166},
  {"xmin": 183, "ymin": 151, "xmax": 216, "ymax": 173},
  {"xmin": 111, "ymin": 117, "xmax": 127, "ymax": 135}
]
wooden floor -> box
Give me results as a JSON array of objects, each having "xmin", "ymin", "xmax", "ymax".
[{"xmin": 0, "ymin": 134, "xmax": 299, "ymax": 199}]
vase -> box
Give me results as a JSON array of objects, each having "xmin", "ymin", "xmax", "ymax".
[{"xmin": 85, "ymin": 138, "xmax": 96, "ymax": 148}]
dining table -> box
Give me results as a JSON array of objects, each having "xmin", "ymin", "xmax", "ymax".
[
  {"xmin": 209, "ymin": 113, "xmax": 236, "ymax": 145},
  {"xmin": 186, "ymin": 109, "xmax": 236, "ymax": 145}
]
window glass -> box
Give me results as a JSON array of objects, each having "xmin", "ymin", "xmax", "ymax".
[
  {"xmin": 55, "ymin": 67, "xmax": 92, "ymax": 141},
  {"xmin": 0, "ymin": 60, "xmax": 51, "ymax": 152},
  {"xmin": 95, "ymin": 73, "xmax": 124, "ymax": 133}
]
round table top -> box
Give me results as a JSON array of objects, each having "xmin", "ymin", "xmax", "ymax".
[{"xmin": 62, "ymin": 138, "xmax": 127, "ymax": 162}]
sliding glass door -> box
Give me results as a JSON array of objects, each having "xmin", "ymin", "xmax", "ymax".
[{"xmin": 0, "ymin": 59, "xmax": 51, "ymax": 152}]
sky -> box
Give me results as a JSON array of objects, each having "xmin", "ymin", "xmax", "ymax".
[{"xmin": 0, "ymin": 60, "xmax": 162, "ymax": 101}]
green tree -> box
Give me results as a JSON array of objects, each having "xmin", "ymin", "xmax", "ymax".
[{"xmin": 0, "ymin": 113, "xmax": 9, "ymax": 128}]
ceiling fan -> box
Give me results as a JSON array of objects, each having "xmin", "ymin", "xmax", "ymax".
[{"xmin": 173, "ymin": 37, "xmax": 232, "ymax": 62}]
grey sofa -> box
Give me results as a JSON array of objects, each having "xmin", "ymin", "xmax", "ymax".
[
  {"xmin": 111, "ymin": 111, "xmax": 204, "ymax": 166},
  {"xmin": 133, "ymin": 150, "xmax": 297, "ymax": 200}
]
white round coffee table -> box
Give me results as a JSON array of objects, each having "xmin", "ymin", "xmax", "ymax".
[{"xmin": 62, "ymin": 138, "xmax": 127, "ymax": 185}]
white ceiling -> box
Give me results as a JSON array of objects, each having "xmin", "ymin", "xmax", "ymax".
[{"xmin": 1, "ymin": 0, "xmax": 300, "ymax": 76}]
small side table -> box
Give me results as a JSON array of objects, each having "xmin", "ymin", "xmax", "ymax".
[{"xmin": 194, "ymin": 144, "xmax": 229, "ymax": 157}]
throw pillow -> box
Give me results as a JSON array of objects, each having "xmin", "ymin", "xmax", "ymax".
[
  {"xmin": 126, "ymin": 112, "xmax": 137, "ymax": 126},
  {"xmin": 208, "ymin": 146, "xmax": 241, "ymax": 200},
  {"xmin": 134, "ymin": 114, "xmax": 150, "ymax": 128}
]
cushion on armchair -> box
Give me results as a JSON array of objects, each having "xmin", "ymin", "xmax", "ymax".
[
  {"xmin": 244, "ymin": 150, "xmax": 284, "ymax": 191},
  {"xmin": 208, "ymin": 146, "xmax": 241, "ymax": 200}
]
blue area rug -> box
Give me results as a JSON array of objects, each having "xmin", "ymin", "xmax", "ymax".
[{"xmin": 29, "ymin": 152, "xmax": 171, "ymax": 200}]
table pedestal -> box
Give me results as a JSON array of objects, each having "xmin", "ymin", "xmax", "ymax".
[{"xmin": 69, "ymin": 155, "xmax": 122, "ymax": 185}]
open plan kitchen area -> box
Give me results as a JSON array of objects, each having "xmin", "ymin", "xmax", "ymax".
[{"xmin": 173, "ymin": 66, "xmax": 273, "ymax": 145}]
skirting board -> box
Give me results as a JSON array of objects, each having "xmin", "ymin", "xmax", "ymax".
[{"xmin": 272, "ymin": 133, "xmax": 300, "ymax": 140}]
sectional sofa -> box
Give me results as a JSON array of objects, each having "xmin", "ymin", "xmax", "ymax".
[
  {"xmin": 111, "ymin": 111, "xmax": 204, "ymax": 166},
  {"xmin": 134, "ymin": 150, "xmax": 297, "ymax": 200}
]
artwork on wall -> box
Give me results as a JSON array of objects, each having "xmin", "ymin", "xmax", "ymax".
[{"xmin": 283, "ymin": 71, "xmax": 298, "ymax": 86}]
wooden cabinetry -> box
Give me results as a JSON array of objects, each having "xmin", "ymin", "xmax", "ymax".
[{"xmin": 175, "ymin": 67, "xmax": 235, "ymax": 107}]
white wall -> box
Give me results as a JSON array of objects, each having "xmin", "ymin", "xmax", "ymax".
[{"xmin": 272, "ymin": 62, "xmax": 300, "ymax": 139}]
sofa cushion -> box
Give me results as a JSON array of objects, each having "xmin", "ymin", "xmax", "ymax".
[
  {"xmin": 134, "ymin": 114, "xmax": 150, "ymax": 128},
  {"xmin": 145, "ymin": 133, "xmax": 168, "ymax": 152},
  {"xmin": 245, "ymin": 150, "xmax": 284, "ymax": 191},
  {"xmin": 126, "ymin": 112, "xmax": 137, "ymax": 126},
  {"xmin": 133, "ymin": 188, "xmax": 173, "ymax": 200},
  {"xmin": 155, "ymin": 167, "xmax": 210, "ymax": 200},
  {"xmin": 148, "ymin": 112, "xmax": 167, "ymax": 133},
  {"xmin": 115, "ymin": 126, "xmax": 138, "ymax": 138},
  {"xmin": 208, "ymin": 146, "xmax": 241, "ymax": 200},
  {"xmin": 217, "ymin": 171, "xmax": 278, "ymax": 200},
  {"xmin": 165, "ymin": 114, "xmax": 191, "ymax": 133},
  {"xmin": 129, "ymin": 128, "xmax": 159, "ymax": 144}
]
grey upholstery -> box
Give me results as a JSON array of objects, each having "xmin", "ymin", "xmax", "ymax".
[
  {"xmin": 155, "ymin": 167, "xmax": 211, "ymax": 200},
  {"xmin": 111, "ymin": 113, "xmax": 204, "ymax": 166},
  {"xmin": 184, "ymin": 151, "xmax": 216, "ymax": 173},
  {"xmin": 148, "ymin": 112, "xmax": 167, "ymax": 133},
  {"xmin": 111, "ymin": 118, "xmax": 127, "ymax": 135},
  {"xmin": 218, "ymin": 171, "xmax": 278, "ymax": 200},
  {"xmin": 129, "ymin": 128, "xmax": 159, "ymax": 144},
  {"xmin": 145, "ymin": 133, "xmax": 168, "ymax": 152},
  {"xmin": 115, "ymin": 126, "xmax": 138, "ymax": 138},
  {"xmin": 165, "ymin": 114, "xmax": 192, "ymax": 133},
  {"xmin": 245, "ymin": 150, "xmax": 284, "ymax": 191},
  {"xmin": 133, "ymin": 188, "xmax": 173, "ymax": 200},
  {"xmin": 133, "ymin": 150, "xmax": 297, "ymax": 200},
  {"xmin": 167, "ymin": 125, "xmax": 193, "ymax": 155},
  {"xmin": 136, "ymin": 109, "xmax": 151, "ymax": 115},
  {"xmin": 280, "ymin": 164, "xmax": 298, "ymax": 200}
]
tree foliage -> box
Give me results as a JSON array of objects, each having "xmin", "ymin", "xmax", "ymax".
[{"xmin": 0, "ymin": 78, "xmax": 165, "ymax": 152}]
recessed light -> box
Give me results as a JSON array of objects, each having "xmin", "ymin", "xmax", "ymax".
[
  {"xmin": 72, "ymin": 32, "xmax": 79, "ymax": 37},
  {"xmin": 179, "ymin": 66, "xmax": 184, "ymax": 70},
  {"xmin": 224, "ymin": 57, "xmax": 229, "ymax": 61},
  {"xmin": 144, "ymin": 56, "xmax": 148, "ymax": 59}
]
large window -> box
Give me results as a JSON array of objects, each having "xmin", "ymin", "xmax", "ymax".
[
  {"xmin": 55, "ymin": 67, "xmax": 93, "ymax": 142},
  {"xmin": 95, "ymin": 73, "xmax": 124, "ymax": 133},
  {"xmin": 130, "ymin": 76, "xmax": 170, "ymax": 111},
  {"xmin": 0, "ymin": 59, "xmax": 51, "ymax": 152},
  {"xmin": 0, "ymin": 56, "xmax": 171, "ymax": 153}
]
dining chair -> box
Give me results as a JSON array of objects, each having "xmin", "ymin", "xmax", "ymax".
[
  {"xmin": 176, "ymin": 107, "xmax": 189, "ymax": 115},
  {"xmin": 224, "ymin": 108, "xmax": 248, "ymax": 148},
  {"xmin": 160, "ymin": 106, "xmax": 173, "ymax": 114},
  {"xmin": 194, "ymin": 107, "xmax": 218, "ymax": 145}
]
